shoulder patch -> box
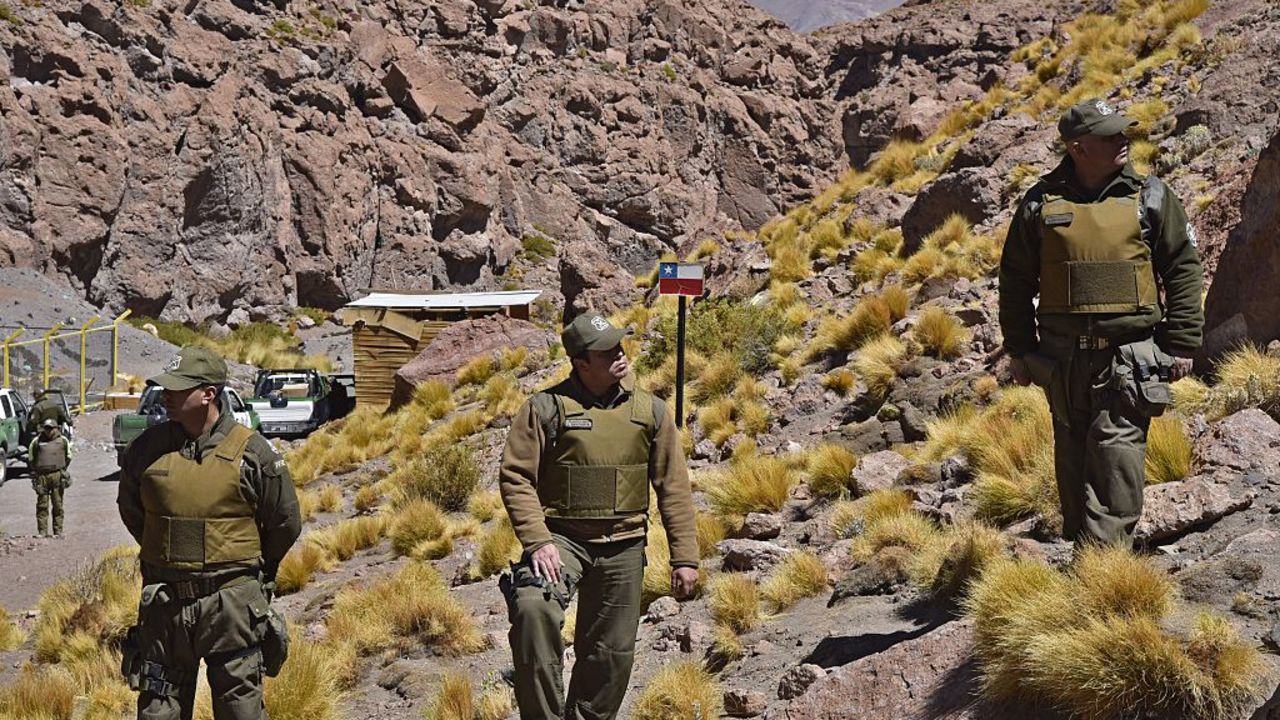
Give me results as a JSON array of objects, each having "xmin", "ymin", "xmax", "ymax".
[{"xmin": 1186, "ymin": 222, "xmax": 1198, "ymax": 248}]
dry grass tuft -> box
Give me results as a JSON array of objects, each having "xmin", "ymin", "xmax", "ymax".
[
  {"xmin": 805, "ymin": 443, "xmax": 858, "ymax": 499},
  {"xmin": 631, "ymin": 661, "xmax": 723, "ymax": 720},
  {"xmin": 456, "ymin": 356, "xmax": 496, "ymax": 387},
  {"xmin": 850, "ymin": 512, "xmax": 944, "ymax": 564},
  {"xmin": 276, "ymin": 542, "xmax": 331, "ymax": 595},
  {"xmin": 326, "ymin": 562, "xmax": 484, "ymax": 657},
  {"xmin": 705, "ymin": 455, "xmax": 796, "ymax": 517},
  {"xmin": 760, "ymin": 552, "xmax": 828, "ymax": 613},
  {"xmin": 913, "ymin": 306, "xmax": 970, "ymax": 359},
  {"xmin": 471, "ymin": 518, "xmax": 521, "ymax": 580},
  {"xmin": 387, "ymin": 444, "xmax": 481, "ymax": 512},
  {"xmin": 696, "ymin": 511, "xmax": 730, "ymax": 558},
  {"xmin": 910, "ymin": 522, "xmax": 1008, "ymax": 598},
  {"xmin": 1073, "ymin": 544, "xmax": 1175, "ymax": 619},
  {"xmin": 388, "ymin": 499, "xmax": 449, "ymax": 558},
  {"xmin": 708, "ymin": 573, "xmax": 761, "ymax": 634},
  {"xmin": 264, "ymin": 633, "xmax": 350, "ymax": 720},
  {"xmin": 423, "ymin": 671, "xmax": 476, "ymax": 720},
  {"xmin": 821, "ymin": 368, "xmax": 858, "ymax": 396},
  {"xmin": 1146, "ymin": 414, "xmax": 1192, "ymax": 485},
  {"xmin": 0, "ymin": 605, "xmax": 24, "ymax": 651},
  {"xmin": 852, "ymin": 335, "xmax": 908, "ymax": 399}
]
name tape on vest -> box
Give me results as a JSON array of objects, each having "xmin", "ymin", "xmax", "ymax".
[
  {"xmin": 564, "ymin": 418, "xmax": 594, "ymax": 430},
  {"xmin": 1044, "ymin": 212, "xmax": 1074, "ymax": 227}
]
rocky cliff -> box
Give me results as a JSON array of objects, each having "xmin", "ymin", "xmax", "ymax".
[
  {"xmin": 748, "ymin": 0, "xmax": 904, "ymax": 32},
  {"xmin": 0, "ymin": 0, "xmax": 847, "ymax": 326}
]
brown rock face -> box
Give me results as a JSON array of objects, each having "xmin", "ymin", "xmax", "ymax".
[
  {"xmin": 0, "ymin": 0, "xmax": 846, "ymax": 324},
  {"xmin": 1203, "ymin": 129, "xmax": 1280, "ymax": 356},
  {"xmin": 390, "ymin": 315, "xmax": 553, "ymax": 406}
]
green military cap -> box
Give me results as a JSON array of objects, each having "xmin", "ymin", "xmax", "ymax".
[
  {"xmin": 1058, "ymin": 98, "xmax": 1137, "ymax": 140},
  {"xmin": 147, "ymin": 345, "xmax": 228, "ymax": 391},
  {"xmin": 562, "ymin": 313, "xmax": 632, "ymax": 358}
]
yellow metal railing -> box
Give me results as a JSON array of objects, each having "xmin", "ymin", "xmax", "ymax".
[{"xmin": 1, "ymin": 309, "xmax": 135, "ymax": 413}]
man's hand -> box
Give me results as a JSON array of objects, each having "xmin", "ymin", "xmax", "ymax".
[
  {"xmin": 529, "ymin": 543, "xmax": 563, "ymax": 585},
  {"xmin": 1009, "ymin": 357, "xmax": 1032, "ymax": 387},
  {"xmin": 1169, "ymin": 356, "xmax": 1194, "ymax": 381},
  {"xmin": 671, "ymin": 567, "xmax": 698, "ymax": 600}
]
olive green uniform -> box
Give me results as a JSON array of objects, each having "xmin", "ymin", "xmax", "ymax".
[
  {"xmin": 27, "ymin": 394, "xmax": 71, "ymax": 435},
  {"xmin": 999, "ymin": 158, "xmax": 1204, "ymax": 545},
  {"xmin": 499, "ymin": 373, "xmax": 697, "ymax": 720},
  {"xmin": 29, "ymin": 431, "xmax": 71, "ymax": 536},
  {"xmin": 118, "ymin": 397, "xmax": 301, "ymax": 720}
]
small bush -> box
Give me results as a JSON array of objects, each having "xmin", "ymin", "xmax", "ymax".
[
  {"xmin": 1207, "ymin": 345, "xmax": 1280, "ymax": 419},
  {"xmin": 641, "ymin": 299, "xmax": 789, "ymax": 376},
  {"xmin": 466, "ymin": 490, "xmax": 504, "ymax": 523},
  {"xmin": 521, "ymin": 234, "xmax": 556, "ymax": 261},
  {"xmin": 353, "ymin": 485, "xmax": 381, "ymax": 513},
  {"xmin": 805, "ymin": 444, "xmax": 858, "ymax": 499},
  {"xmin": 276, "ymin": 542, "xmax": 330, "ymax": 595},
  {"xmin": 631, "ymin": 661, "xmax": 722, "ymax": 720},
  {"xmin": 326, "ymin": 562, "xmax": 483, "ymax": 656},
  {"xmin": 479, "ymin": 373, "xmax": 525, "ymax": 417},
  {"xmin": 0, "ymin": 4, "xmax": 23, "ymax": 26},
  {"xmin": 693, "ymin": 353, "xmax": 743, "ymax": 403},
  {"xmin": 1146, "ymin": 414, "xmax": 1192, "ymax": 485},
  {"xmin": 264, "ymin": 634, "xmax": 349, "ymax": 720},
  {"xmin": 913, "ymin": 306, "xmax": 970, "ymax": 359},
  {"xmin": 708, "ymin": 574, "xmax": 760, "ymax": 633},
  {"xmin": 760, "ymin": 552, "xmax": 828, "ymax": 613},
  {"xmin": 852, "ymin": 335, "xmax": 907, "ymax": 399},
  {"xmin": 388, "ymin": 499, "xmax": 448, "ymax": 557},
  {"xmin": 705, "ymin": 455, "xmax": 795, "ymax": 517},
  {"xmin": 388, "ymin": 445, "xmax": 481, "ymax": 512},
  {"xmin": 456, "ymin": 356, "xmax": 496, "ymax": 387}
]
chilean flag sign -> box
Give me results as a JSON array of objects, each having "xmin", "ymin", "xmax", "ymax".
[{"xmin": 657, "ymin": 263, "xmax": 704, "ymax": 297}]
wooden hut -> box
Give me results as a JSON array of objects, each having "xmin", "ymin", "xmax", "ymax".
[{"xmin": 338, "ymin": 290, "xmax": 542, "ymax": 410}]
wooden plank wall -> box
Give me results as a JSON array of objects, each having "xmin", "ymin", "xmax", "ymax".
[{"xmin": 352, "ymin": 320, "xmax": 451, "ymax": 409}]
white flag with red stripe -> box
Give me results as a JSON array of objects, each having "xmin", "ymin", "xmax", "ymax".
[{"xmin": 657, "ymin": 263, "xmax": 704, "ymax": 297}]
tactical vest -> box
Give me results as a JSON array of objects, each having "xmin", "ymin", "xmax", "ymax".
[
  {"xmin": 139, "ymin": 424, "xmax": 262, "ymax": 570},
  {"xmin": 535, "ymin": 388, "xmax": 657, "ymax": 519},
  {"xmin": 1038, "ymin": 188, "xmax": 1159, "ymax": 314},
  {"xmin": 33, "ymin": 436, "xmax": 68, "ymax": 473}
]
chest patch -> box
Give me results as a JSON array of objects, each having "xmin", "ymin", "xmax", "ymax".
[
  {"xmin": 564, "ymin": 418, "xmax": 593, "ymax": 430},
  {"xmin": 1044, "ymin": 212, "xmax": 1074, "ymax": 227}
]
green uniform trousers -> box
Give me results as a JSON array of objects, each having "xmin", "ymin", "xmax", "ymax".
[
  {"xmin": 136, "ymin": 578, "xmax": 269, "ymax": 720},
  {"xmin": 1037, "ymin": 334, "xmax": 1153, "ymax": 546},
  {"xmin": 33, "ymin": 471, "xmax": 66, "ymax": 536},
  {"xmin": 504, "ymin": 534, "xmax": 645, "ymax": 720}
]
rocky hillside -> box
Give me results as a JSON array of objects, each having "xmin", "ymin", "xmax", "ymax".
[
  {"xmin": 4, "ymin": 1, "xmax": 1280, "ymax": 720},
  {"xmin": 0, "ymin": 0, "xmax": 846, "ymax": 326}
]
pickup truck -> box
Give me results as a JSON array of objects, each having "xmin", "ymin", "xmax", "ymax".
[
  {"xmin": 112, "ymin": 386, "xmax": 259, "ymax": 466},
  {"xmin": 247, "ymin": 369, "xmax": 356, "ymax": 438},
  {"xmin": 0, "ymin": 387, "xmax": 31, "ymax": 484}
]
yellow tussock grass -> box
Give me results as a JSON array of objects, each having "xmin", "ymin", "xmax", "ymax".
[
  {"xmin": 388, "ymin": 499, "xmax": 448, "ymax": 557},
  {"xmin": 705, "ymin": 455, "xmax": 795, "ymax": 517},
  {"xmin": 913, "ymin": 306, "xmax": 970, "ymax": 359},
  {"xmin": 479, "ymin": 373, "xmax": 526, "ymax": 418},
  {"xmin": 850, "ymin": 511, "xmax": 944, "ymax": 564},
  {"xmin": 760, "ymin": 551, "xmax": 828, "ymax": 613},
  {"xmin": 264, "ymin": 633, "xmax": 351, "ymax": 720},
  {"xmin": 326, "ymin": 562, "xmax": 484, "ymax": 656},
  {"xmin": 472, "ymin": 518, "xmax": 521, "ymax": 580},
  {"xmin": 466, "ymin": 489, "xmax": 504, "ymax": 523},
  {"xmin": 805, "ymin": 443, "xmax": 858, "ymax": 499},
  {"xmin": 631, "ymin": 661, "xmax": 723, "ymax": 720},
  {"xmin": 0, "ymin": 605, "xmax": 24, "ymax": 651},
  {"xmin": 276, "ymin": 542, "xmax": 331, "ymax": 595},
  {"xmin": 696, "ymin": 512, "xmax": 730, "ymax": 559},
  {"xmin": 456, "ymin": 356, "xmax": 496, "ymax": 387},
  {"xmin": 821, "ymin": 368, "xmax": 858, "ymax": 396},
  {"xmin": 708, "ymin": 573, "xmax": 760, "ymax": 633},
  {"xmin": 1146, "ymin": 414, "xmax": 1192, "ymax": 485},
  {"xmin": 910, "ymin": 522, "xmax": 1008, "ymax": 598},
  {"xmin": 852, "ymin": 335, "xmax": 907, "ymax": 399},
  {"xmin": 353, "ymin": 484, "xmax": 381, "ymax": 513}
]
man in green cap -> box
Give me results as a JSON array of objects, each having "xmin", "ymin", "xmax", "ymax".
[
  {"xmin": 117, "ymin": 345, "xmax": 301, "ymax": 720},
  {"xmin": 29, "ymin": 417, "xmax": 71, "ymax": 537},
  {"xmin": 27, "ymin": 388, "xmax": 71, "ymax": 436},
  {"xmin": 999, "ymin": 98, "xmax": 1205, "ymax": 547},
  {"xmin": 499, "ymin": 312, "xmax": 699, "ymax": 720}
]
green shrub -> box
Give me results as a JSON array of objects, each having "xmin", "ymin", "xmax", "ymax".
[
  {"xmin": 641, "ymin": 299, "xmax": 789, "ymax": 375},
  {"xmin": 389, "ymin": 445, "xmax": 481, "ymax": 512},
  {"xmin": 521, "ymin": 234, "xmax": 556, "ymax": 261}
]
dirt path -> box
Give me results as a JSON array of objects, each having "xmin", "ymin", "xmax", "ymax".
[{"xmin": 0, "ymin": 410, "xmax": 135, "ymax": 612}]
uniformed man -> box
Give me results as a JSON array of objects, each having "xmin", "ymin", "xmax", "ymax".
[
  {"xmin": 117, "ymin": 346, "xmax": 301, "ymax": 720},
  {"xmin": 999, "ymin": 98, "xmax": 1205, "ymax": 547},
  {"xmin": 499, "ymin": 313, "xmax": 699, "ymax": 720},
  {"xmin": 27, "ymin": 388, "xmax": 71, "ymax": 436},
  {"xmin": 29, "ymin": 418, "xmax": 71, "ymax": 538}
]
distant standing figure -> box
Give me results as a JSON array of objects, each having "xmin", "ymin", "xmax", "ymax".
[
  {"xmin": 27, "ymin": 388, "xmax": 71, "ymax": 436},
  {"xmin": 998, "ymin": 98, "xmax": 1205, "ymax": 547},
  {"xmin": 29, "ymin": 417, "xmax": 71, "ymax": 538}
]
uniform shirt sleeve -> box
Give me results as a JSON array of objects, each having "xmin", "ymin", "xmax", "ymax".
[
  {"xmin": 117, "ymin": 445, "xmax": 146, "ymax": 544},
  {"xmin": 1149, "ymin": 180, "xmax": 1206, "ymax": 355},
  {"xmin": 650, "ymin": 402, "xmax": 699, "ymax": 568},
  {"xmin": 499, "ymin": 400, "xmax": 554, "ymax": 554},
  {"xmin": 998, "ymin": 190, "xmax": 1043, "ymax": 358},
  {"xmin": 241, "ymin": 435, "xmax": 303, "ymax": 581}
]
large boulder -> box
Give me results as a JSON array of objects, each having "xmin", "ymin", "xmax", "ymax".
[
  {"xmin": 1203, "ymin": 128, "xmax": 1280, "ymax": 357},
  {"xmin": 900, "ymin": 167, "xmax": 1004, "ymax": 253},
  {"xmin": 390, "ymin": 315, "xmax": 553, "ymax": 406}
]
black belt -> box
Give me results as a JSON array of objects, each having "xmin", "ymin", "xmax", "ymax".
[
  {"xmin": 166, "ymin": 570, "xmax": 258, "ymax": 600},
  {"xmin": 1073, "ymin": 332, "xmax": 1151, "ymax": 351}
]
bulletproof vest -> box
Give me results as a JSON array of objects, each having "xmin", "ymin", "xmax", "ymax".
[
  {"xmin": 536, "ymin": 388, "xmax": 657, "ymax": 519},
  {"xmin": 139, "ymin": 423, "xmax": 261, "ymax": 570},
  {"xmin": 33, "ymin": 436, "xmax": 68, "ymax": 472},
  {"xmin": 1038, "ymin": 188, "xmax": 1158, "ymax": 314}
]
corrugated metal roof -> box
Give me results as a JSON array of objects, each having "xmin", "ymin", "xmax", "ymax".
[{"xmin": 344, "ymin": 290, "xmax": 543, "ymax": 310}]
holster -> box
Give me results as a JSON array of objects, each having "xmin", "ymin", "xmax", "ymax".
[{"xmin": 257, "ymin": 603, "xmax": 290, "ymax": 678}]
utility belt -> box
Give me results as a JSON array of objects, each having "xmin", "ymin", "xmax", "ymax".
[
  {"xmin": 149, "ymin": 568, "xmax": 260, "ymax": 601},
  {"xmin": 1070, "ymin": 331, "xmax": 1153, "ymax": 352}
]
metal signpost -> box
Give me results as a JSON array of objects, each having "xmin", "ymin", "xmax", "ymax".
[{"xmin": 657, "ymin": 262, "xmax": 704, "ymax": 427}]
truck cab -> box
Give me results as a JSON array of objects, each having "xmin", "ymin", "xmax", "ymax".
[
  {"xmin": 248, "ymin": 369, "xmax": 355, "ymax": 438},
  {"xmin": 0, "ymin": 387, "xmax": 30, "ymax": 484}
]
